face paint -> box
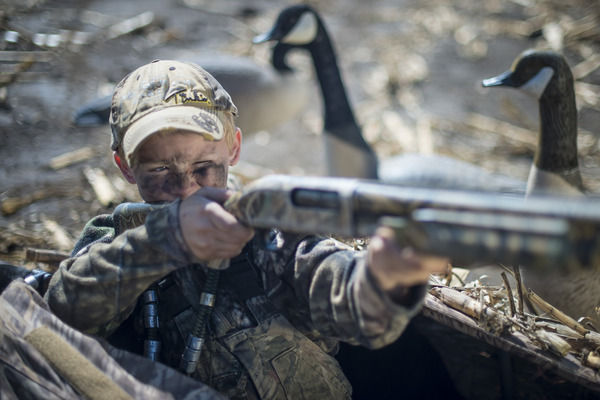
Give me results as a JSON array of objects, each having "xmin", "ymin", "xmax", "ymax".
[{"xmin": 130, "ymin": 131, "xmax": 233, "ymax": 203}]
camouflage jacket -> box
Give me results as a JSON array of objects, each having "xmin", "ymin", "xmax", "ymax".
[{"xmin": 45, "ymin": 200, "xmax": 425, "ymax": 399}]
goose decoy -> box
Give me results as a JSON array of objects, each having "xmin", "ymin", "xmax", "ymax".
[
  {"xmin": 483, "ymin": 50, "xmax": 598, "ymax": 323},
  {"xmin": 72, "ymin": 94, "xmax": 114, "ymax": 127},
  {"xmin": 72, "ymin": 52, "xmax": 310, "ymax": 137},
  {"xmin": 253, "ymin": 4, "xmax": 526, "ymax": 194},
  {"xmin": 482, "ymin": 50, "xmax": 585, "ymax": 197}
]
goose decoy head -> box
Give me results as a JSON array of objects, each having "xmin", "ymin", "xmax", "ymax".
[
  {"xmin": 482, "ymin": 50, "xmax": 573, "ymax": 101},
  {"xmin": 253, "ymin": 4, "xmax": 319, "ymax": 46},
  {"xmin": 482, "ymin": 49, "xmax": 583, "ymax": 196}
]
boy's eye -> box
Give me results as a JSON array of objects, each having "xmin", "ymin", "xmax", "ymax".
[
  {"xmin": 150, "ymin": 166, "xmax": 168, "ymax": 172},
  {"xmin": 193, "ymin": 161, "xmax": 213, "ymax": 174},
  {"xmin": 193, "ymin": 165, "xmax": 210, "ymax": 176}
]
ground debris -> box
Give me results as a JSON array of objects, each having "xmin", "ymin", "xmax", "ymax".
[
  {"xmin": 24, "ymin": 247, "xmax": 68, "ymax": 271},
  {"xmin": 83, "ymin": 167, "xmax": 121, "ymax": 208},
  {"xmin": 2, "ymin": 188, "xmax": 62, "ymax": 216},
  {"xmin": 1, "ymin": 182, "xmax": 82, "ymax": 216},
  {"xmin": 0, "ymin": 56, "xmax": 36, "ymax": 88},
  {"xmin": 48, "ymin": 147, "xmax": 98, "ymax": 170},
  {"xmin": 104, "ymin": 11, "xmax": 155, "ymax": 41},
  {"xmin": 426, "ymin": 266, "xmax": 600, "ymax": 395}
]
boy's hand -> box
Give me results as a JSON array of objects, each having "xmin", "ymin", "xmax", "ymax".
[
  {"xmin": 367, "ymin": 226, "xmax": 448, "ymax": 301},
  {"xmin": 179, "ymin": 187, "xmax": 255, "ymax": 261}
]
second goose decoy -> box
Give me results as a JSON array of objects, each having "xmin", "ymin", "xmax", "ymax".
[
  {"xmin": 254, "ymin": 4, "xmax": 526, "ymax": 194},
  {"xmin": 483, "ymin": 50, "xmax": 599, "ymax": 323},
  {"xmin": 73, "ymin": 51, "xmax": 310, "ymax": 137},
  {"xmin": 482, "ymin": 49, "xmax": 585, "ymax": 197}
]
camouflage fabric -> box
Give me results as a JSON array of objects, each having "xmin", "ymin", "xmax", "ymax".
[
  {"xmin": 0, "ymin": 279, "xmax": 226, "ymax": 400},
  {"xmin": 45, "ymin": 200, "xmax": 425, "ymax": 399}
]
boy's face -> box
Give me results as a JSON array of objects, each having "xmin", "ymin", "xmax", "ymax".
[{"xmin": 117, "ymin": 129, "xmax": 241, "ymax": 203}]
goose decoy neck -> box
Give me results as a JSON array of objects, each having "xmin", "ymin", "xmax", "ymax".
[
  {"xmin": 305, "ymin": 15, "xmax": 378, "ymax": 177},
  {"xmin": 529, "ymin": 52, "xmax": 580, "ymax": 177},
  {"xmin": 271, "ymin": 43, "xmax": 295, "ymax": 73},
  {"xmin": 303, "ymin": 12, "xmax": 359, "ymax": 135},
  {"xmin": 535, "ymin": 69, "xmax": 579, "ymax": 176}
]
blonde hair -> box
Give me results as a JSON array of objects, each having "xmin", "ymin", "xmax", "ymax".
[{"xmin": 222, "ymin": 110, "xmax": 237, "ymax": 150}]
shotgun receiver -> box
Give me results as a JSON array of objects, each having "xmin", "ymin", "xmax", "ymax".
[{"xmin": 114, "ymin": 175, "xmax": 600, "ymax": 272}]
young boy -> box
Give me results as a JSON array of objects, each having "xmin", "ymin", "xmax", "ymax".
[{"xmin": 45, "ymin": 59, "xmax": 447, "ymax": 399}]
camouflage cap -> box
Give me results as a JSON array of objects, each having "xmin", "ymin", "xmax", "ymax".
[{"xmin": 109, "ymin": 59, "xmax": 238, "ymax": 164}]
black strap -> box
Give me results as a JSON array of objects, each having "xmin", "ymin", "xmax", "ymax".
[
  {"xmin": 219, "ymin": 245, "xmax": 265, "ymax": 302},
  {"xmin": 157, "ymin": 275, "xmax": 192, "ymax": 317}
]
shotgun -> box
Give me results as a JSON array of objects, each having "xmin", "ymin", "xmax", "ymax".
[{"xmin": 113, "ymin": 174, "xmax": 600, "ymax": 272}]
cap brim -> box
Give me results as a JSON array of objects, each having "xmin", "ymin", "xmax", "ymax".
[{"xmin": 122, "ymin": 106, "xmax": 225, "ymax": 164}]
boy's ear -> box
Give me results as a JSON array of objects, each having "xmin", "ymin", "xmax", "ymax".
[
  {"xmin": 229, "ymin": 128, "xmax": 242, "ymax": 166},
  {"xmin": 113, "ymin": 152, "xmax": 136, "ymax": 184}
]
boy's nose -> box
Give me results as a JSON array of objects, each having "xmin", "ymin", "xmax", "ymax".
[
  {"xmin": 178, "ymin": 185, "xmax": 200, "ymax": 200},
  {"xmin": 171, "ymin": 172, "xmax": 200, "ymax": 199}
]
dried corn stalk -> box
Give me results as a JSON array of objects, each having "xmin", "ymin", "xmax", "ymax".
[
  {"xmin": 429, "ymin": 286, "xmax": 506, "ymax": 333},
  {"xmin": 534, "ymin": 328, "xmax": 571, "ymax": 357},
  {"xmin": 526, "ymin": 290, "xmax": 589, "ymax": 336},
  {"xmin": 583, "ymin": 351, "xmax": 600, "ymax": 370}
]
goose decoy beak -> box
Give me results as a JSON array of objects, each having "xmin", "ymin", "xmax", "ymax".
[
  {"xmin": 253, "ymin": 27, "xmax": 279, "ymax": 44},
  {"xmin": 482, "ymin": 70, "xmax": 516, "ymax": 88},
  {"xmin": 483, "ymin": 50, "xmax": 557, "ymax": 99},
  {"xmin": 253, "ymin": 5, "xmax": 318, "ymax": 46},
  {"xmin": 253, "ymin": 5, "xmax": 298, "ymax": 43},
  {"xmin": 483, "ymin": 67, "xmax": 555, "ymax": 100}
]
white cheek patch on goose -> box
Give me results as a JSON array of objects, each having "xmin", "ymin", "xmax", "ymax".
[
  {"xmin": 520, "ymin": 66, "xmax": 554, "ymax": 100},
  {"xmin": 282, "ymin": 12, "xmax": 318, "ymax": 45}
]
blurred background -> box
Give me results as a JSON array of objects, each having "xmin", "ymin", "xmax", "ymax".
[{"xmin": 1, "ymin": 0, "xmax": 599, "ymax": 265}]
